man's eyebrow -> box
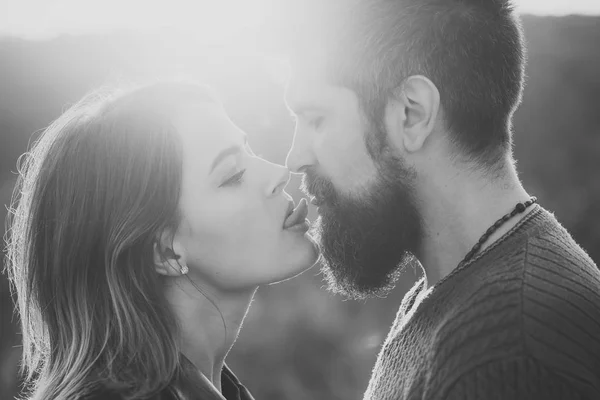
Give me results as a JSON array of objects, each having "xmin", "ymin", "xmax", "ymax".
[{"xmin": 209, "ymin": 145, "xmax": 241, "ymax": 174}]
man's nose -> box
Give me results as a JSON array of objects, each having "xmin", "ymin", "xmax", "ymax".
[
  {"xmin": 285, "ymin": 133, "xmax": 316, "ymax": 174},
  {"xmin": 266, "ymin": 164, "xmax": 291, "ymax": 198}
]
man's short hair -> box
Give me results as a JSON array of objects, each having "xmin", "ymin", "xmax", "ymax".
[{"xmin": 282, "ymin": 0, "xmax": 526, "ymax": 167}]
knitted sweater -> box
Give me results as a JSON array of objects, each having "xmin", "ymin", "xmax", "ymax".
[{"xmin": 364, "ymin": 205, "xmax": 600, "ymax": 400}]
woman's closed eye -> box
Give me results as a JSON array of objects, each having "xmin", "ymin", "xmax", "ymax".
[{"xmin": 220, "ymin": 169, "xmax": 246, "ymax": 187}]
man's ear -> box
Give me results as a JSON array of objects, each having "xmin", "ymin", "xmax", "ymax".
[
  {"xmin": 385, "ymin": 75, "xmax": 440, "ymax": 154},
  {"xmin": 153, "ymin": 231, "xmax": 188, "ymax": 277}
]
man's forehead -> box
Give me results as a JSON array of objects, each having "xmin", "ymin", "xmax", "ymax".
[{"xmin": 284, "ymin": 70, "xmax": 336, "ymax": 112}]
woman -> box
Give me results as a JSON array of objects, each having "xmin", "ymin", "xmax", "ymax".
[{"xmin": 4, "ymin": 81, "xmax": 319, "ymax": 400}]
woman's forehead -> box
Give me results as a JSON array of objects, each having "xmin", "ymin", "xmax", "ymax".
[
  {"xmin": 173, "ymin": 103, "xmax": 244, "ymax": 172},
  {"xmin": 174, "ymin": 103, "xmax": 237, "ymax": 145}
]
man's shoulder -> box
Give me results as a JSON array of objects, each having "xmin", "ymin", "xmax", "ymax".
[
  {"xmin": 438, "ymin": 209, "xmax": 600, "ymax": 352},
  {"xmin": 520, "ymin": 220, "xmax": 600, "ymax": 385},
  {"xmin": 521, "ymin": 209, "xmax": 600, "ymax": 331},
  {"xmin": 524, "ymin": 212, "xmax": 598, "ymax": 283},
  {"xmin": 459, "ymin": 205, "xmax": 600, "ymax": 310},
  {"xmin": 430, "ymin": 211, "xmax": 600, "ymax": 395}
]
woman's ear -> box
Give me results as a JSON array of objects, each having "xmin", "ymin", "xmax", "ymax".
[{"xmin": 153, "ymin": 232, "xmax": 188, "ymax": 276}]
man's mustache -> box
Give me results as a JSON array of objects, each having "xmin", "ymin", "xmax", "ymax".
[{"xmin": 300, "ymin": 169, "xmax": 338, "ymax": 206}]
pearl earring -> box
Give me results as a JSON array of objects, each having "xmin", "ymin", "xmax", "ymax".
[{"xmin": 180, "ymin": 264, "xmax": 189, "ymax": 275}]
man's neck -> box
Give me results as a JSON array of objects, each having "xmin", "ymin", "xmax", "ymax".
[{"xmin": 416, "ymin": 161, "xmax": 532, "ymax": 287}]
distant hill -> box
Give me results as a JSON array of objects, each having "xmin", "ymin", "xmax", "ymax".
[{"xmin": 513, "ymin": 15, "xmax": 600, "ymax": 260}]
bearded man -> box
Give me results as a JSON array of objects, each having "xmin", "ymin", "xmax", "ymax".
[{"xmin": 281, "ymin": 0, "xmax": 600, "ymax": 399}]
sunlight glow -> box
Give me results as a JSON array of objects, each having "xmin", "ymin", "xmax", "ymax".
[
  {"xmin": 0, "ymin": 0, "xmax": 598, "ymax": 41},
  {"xmin": 0, "ymin": 0, "xmax": 270, "ymax": 41}
]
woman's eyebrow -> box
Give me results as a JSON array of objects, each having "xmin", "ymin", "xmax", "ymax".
[
  {"xmin": 209, "ymin": 145, "xmax": 241, "ymax": 174},
  {"xmin": 209, "ymin": 133, "xmax": 247, "ymax": 174}
]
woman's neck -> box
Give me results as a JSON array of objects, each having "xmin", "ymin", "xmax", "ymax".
[{"xmin": 164, "ymin": 277, "xmax": 257, "ymax": 392}]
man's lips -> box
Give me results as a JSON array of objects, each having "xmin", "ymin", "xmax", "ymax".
[
  {"xmin": 309, "ymin": 195, "xmax": 325, "ymax": 206},
  {"xmin": 283, "ymin": 198, "xmax": 309, "ymax": 229}
]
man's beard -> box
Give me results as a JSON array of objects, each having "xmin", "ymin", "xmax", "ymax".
[{"xmin": 303, "ymin": 142, "xmax": 423, "ymax": 300}]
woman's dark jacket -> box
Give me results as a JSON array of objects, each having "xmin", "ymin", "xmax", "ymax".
[{"xmin": 84, "ymin": 364, "xmax": 255, "ymax": 400}]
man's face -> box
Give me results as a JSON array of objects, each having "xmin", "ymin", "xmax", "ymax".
[{"xmin": 285, "ymin": 69, "xmax": 424, "ymax": 300}]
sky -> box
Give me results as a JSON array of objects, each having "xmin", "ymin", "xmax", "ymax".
[
  {"xmin": 518, "ymin": 0, "xmax": 600, "ymax": 15},
  {"xmin": 0, "ymin": 0, "xmax": 598, "ymax": 40}
]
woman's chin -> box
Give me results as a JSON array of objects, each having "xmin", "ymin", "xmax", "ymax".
[
  {"xmin": 299, "ymin": 233, "xmax": 321, "ymax": 271},
  {"xmin": 269, "ymin": 243, "xmax": 320, "ymax": 285},
  {"xmin": 269, "ymin": 265, "xmax": 315, "ymax": 285}
]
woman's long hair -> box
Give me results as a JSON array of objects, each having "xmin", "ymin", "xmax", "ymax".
[{"xmin": 4, "ymin": 82, "xmax": 224, "ymax": 400}]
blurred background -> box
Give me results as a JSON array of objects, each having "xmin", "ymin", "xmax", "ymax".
[{"xmin": 1, "ymin": 1, "xmax": 600, "ymax": 399}]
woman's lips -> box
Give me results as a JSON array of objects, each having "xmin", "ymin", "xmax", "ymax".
[{"xmin": 283, "ymin": 198, "xmax": 309, "ymax": 229}]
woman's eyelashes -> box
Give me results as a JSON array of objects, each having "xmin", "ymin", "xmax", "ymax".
[
  {"xmin": 220, "ymin": 169, "xmax": 246, "ymax": 187},
  {"xmin": 218, "ymin": 141, "xmax": 256, "ymax": 188}
]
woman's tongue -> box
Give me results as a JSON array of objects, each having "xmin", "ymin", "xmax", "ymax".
[{"xmin": 284, "ymin": 198, "xmax": 307, "ymax": 229}]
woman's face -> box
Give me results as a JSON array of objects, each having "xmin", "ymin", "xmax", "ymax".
[{"xmin": 171, "ymin": 102, "xmax": 318, "ymax": 291}]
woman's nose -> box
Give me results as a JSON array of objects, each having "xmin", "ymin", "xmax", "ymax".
[{"xmin": 266, "ymin": 165, "xmax": 291, "ymax": 198}]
